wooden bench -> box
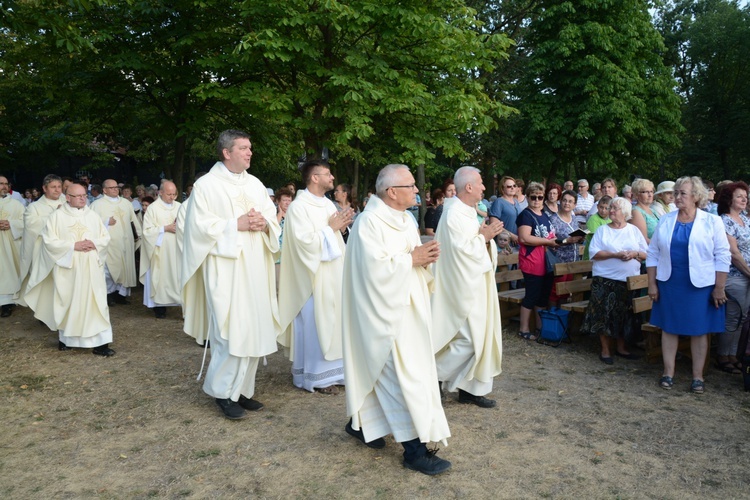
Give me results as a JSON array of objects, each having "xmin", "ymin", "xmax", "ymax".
[
  {"xmin": 495, "ymin": 252, "xmax": 525, "ymax": 326},
  {"xmin": 626, "ymin": 274, "xmax": 709, "ymax": 373},
  {"xmin": 554, "ymin": 259, "xmax": 594, "ymax": 332}
]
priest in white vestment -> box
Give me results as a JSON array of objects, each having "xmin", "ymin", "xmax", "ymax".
[
  {"xmin": 182, "ymin": 130, "xmax": 281, "ymax": 420},
  {"xmin": 16, "ymin": 174, "xmax": 65, "ymax": 308},
  {"xmin": 24, "ymin": 182, "xmax": 115, "ymax": 356},
  {"xmin": 0, "ymin": 175, "xmax": 25, "ymax": 318},
  {"xmin": 432, "ymin": 167, "xmax": 504, "ymax": 408},
  {"xmin": 278, "ymin": 161, "xmax": 353, "ymax": 393},
  {"xmin": 140, "ymin": 181, "xmax": 182, "ymax": 318},
  {"xmin": 91, "ymin": 179, "xmax": 142, "ymax": 305},
  {"xmin": 342, "ymin": 164, "xmax": 452, "ymax": 476}
]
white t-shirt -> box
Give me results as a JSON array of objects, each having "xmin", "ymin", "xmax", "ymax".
[
  {"xmin": 576, "ymin": 192, "xmax": 595, "ymax": 225},
  {"xmin": 589, "ymin": 223, "xmax": 648, "ymax": 282}
]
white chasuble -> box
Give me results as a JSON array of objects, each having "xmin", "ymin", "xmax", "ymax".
[
  {"xmin": 140, "ymin": 198, "xmax": 182, "ymax": 306},
  {"xmin": 278, "ymin": 188, "xmax": 345, "ymax": 361},
  {"xmin": 342, "ymin": 195, "xmax": 449, "ymax": 445},
  {"xmin": 0, "ymin": 196, "xmax": 24, "ymax": 303},
  {"xmin": 24, "ymin": 203, "xmax": 111, "ymax": 340},
  {"xmin": 16, "ymin": 196, "xmax": 64, "ymax": 306},
  {"xmin": 90, "ymin": 196, "xmax": 142, "ymax": 288},
  {"xmin": 181, "ymin": 162, "xmax": 281, "ymax": 358},
  {"xmin": 431, "ymin": 198, "xmax": 503, "ymax": 391}
]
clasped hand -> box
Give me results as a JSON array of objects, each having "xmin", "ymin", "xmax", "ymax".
[
  {"xmin": 237, "ymin": 209, "xmax": 267, "ymax": 232},
  {"xmin": 74, "ymin": 239, "xmax": 96, "ymax": 252}
]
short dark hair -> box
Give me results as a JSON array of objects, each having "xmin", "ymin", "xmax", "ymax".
[
  {"xmin": 717, "ymin": 181, "xmax": 749, "ymax": 215},
  {"xmin": 300, "ymin": 159, "xmax": 329, "ymax": 186},
  {"xmin": 142, "ymin": 196, "xmax": 155, "ymax": 204},
  {"xmin": 216, "ymin": 129, "xmax": 250, "ymax": 161},
  {"xmin": 598, "ymin": 195, "xmax": 613, "ymax": 206},
  {"xmin": 43, "ymin": 174, "xmax": 62, "ymax": 186},
  {"xmin": 275, "ymin": 187, "xmax": 294, "ymax": 200}
]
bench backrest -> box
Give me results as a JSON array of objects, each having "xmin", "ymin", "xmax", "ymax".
[{"xmin": 626, "ymin": 274, "xmax": 653, "ymax": 313}]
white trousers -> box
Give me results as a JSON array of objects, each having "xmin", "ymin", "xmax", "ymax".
[
  {"xmin": 435, "ymin": 320, "xmax": 493, "ymax": 397},
  {"xmin": 202, "ymin": 319, "xmax": 260, "ymax": 402},
  {"xmin": 104, "ymin": 265, "xmax": 130, "ymax": 297},
  {"xmin": 356, "ymin": 353, "xmax": 419, "ymax": 444}
]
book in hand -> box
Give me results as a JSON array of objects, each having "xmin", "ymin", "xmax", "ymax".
[{"xmin": 568, "ymin": 228, "xmax": 590, "ymax": 238}]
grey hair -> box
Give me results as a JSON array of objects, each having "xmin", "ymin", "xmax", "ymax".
[
  {"xmin": 577, "ymin": 179, "xmax": 589, "ymax": 187},
  {"xmin": 216, "ymin": 129, "xmax": 250, "ymax": 161},
  {"xmin": 675, "ymin": 176, "xmax": 709, "ymax": 208},
  {"xmin": 43, "ymin": 174, "xmax": 62, "ymax": 186},
  {"xmin": 611, "ymin": 196, "xmax": 632, "ymax": 220},
  {"xmin": 375, "ymin": 164, "xmax": 410, "ymax": 197},
  {"xmin": 454, "ymin": 166, "xmax": 481, "ymax": 194}
]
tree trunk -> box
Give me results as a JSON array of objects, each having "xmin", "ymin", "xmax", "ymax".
[
  {"xmin": 173, "ymin": 133, "xmax": 187, "ymax": 194},
  {"xmin": 417, "ymin": 161, "xmax": 426, "ymax": 232}
]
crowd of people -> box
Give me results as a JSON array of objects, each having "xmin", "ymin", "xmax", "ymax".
[{"xmin": 1, "ymin": 133, "xmax": 748, "ymax": 475}]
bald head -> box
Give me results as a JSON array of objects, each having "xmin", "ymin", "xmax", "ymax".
[
  {"xmin": 66, "ymin": 182, "xmax": 88, "ymax": 209},
  {"xmin": 159, "ymin": 181, "xmax": 178, "ymax": 204},
  {"xmin": 102, "ymin": 179, "xmax": 120, "ymax": 198}
]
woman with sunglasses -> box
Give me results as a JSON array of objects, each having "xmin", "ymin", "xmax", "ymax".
[{"xmin": 516, "ymin": 182, "xmax": 560, "ymax": 340}]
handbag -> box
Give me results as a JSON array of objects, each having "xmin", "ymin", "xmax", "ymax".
[{"xmin": 544, "ymin": 248, "xmax": 559, "ymax": 274}]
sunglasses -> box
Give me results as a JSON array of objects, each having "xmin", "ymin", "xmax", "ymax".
[{"xmin": 528, "ymin": 195, "xmax": 544, "ymax": 201}]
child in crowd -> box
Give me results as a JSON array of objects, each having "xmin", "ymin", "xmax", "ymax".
[{"xmin": 497, "ymin": 230, "xmax": 514, "ymax": 255}]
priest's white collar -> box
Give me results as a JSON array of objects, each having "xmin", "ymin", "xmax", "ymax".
[{"xmin": 106, "ymin": 195, "xmax": 119, "ymax": 202}]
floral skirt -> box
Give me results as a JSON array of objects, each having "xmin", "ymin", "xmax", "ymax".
[{"xmin": 582, "ymin": 276, "xmax": 636, "ymax": 339}]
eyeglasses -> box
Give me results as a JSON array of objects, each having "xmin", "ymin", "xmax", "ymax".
[
  {"xmin": 104, "ymin": 186, "xmax": 119, "ymax": 189},
  {"xmin": 504, "ymin": 185, "xmax": 516, "ymax": 189},
  {"xmin": 577, "ymin": 185, "xmax": 587, "ymax": 189},
  {"xmin": 389, "ymin": 184, "xmax": 417, "ymax": 190},
  {"xmin": 68, "ymin": 194, "xmax": 87, "ymax": 199},
  {"xmin": 312, "ymin": 171, "xmax": 332, "ymax": 178},
  {"xmin": 528, "ymin": 195, "xmax": 544, "ymax": 201}
]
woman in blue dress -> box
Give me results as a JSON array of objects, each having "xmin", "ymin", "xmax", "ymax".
[{"xmin": 646, "ymin": 177, "xmax": 731, "ymax": 394}]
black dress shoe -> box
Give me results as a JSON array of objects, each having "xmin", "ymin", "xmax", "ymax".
[
  {"xmin": 345, "ymin": 419, "xmax": 386, "ymax": 449},
  {"xmin": 403, "ymin": 449, "xmax": 452, "ymax": 475},
  {"xmin": 58, "ymin": 341, "xmax": 71, "ymax": 351},
  {"xmin": 1, "ymin": 304, "xmax": 14, "ymax": 317},
  {"xmin": 238, "ymin": 395, "xmax": 264, "ymax": 411},
  {"xmin": 154, "ymin": 306, "xmax": 167, "ymax": 319},
  {"xmin": 599, "ymin": 354, "xmax": 614, "ymax": 365},
  {"xmin": 215, "ymin": 398, "xmax": 248, "ymax": 420},
  {"xmin": 458, "ymin": 389, "xmax": 496, "ymax": 408},
  {"xmin": 92, "ymin": 344, "xmax": 116, "ymax": 357},
  {"xmin": 113, "ymin": 294, "xmax": 130, "ymax": 305}
]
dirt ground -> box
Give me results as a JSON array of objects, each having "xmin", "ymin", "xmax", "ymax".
[{"xmin": 1, "ymin": 287, "xmax": 749, "ymax": 499}]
